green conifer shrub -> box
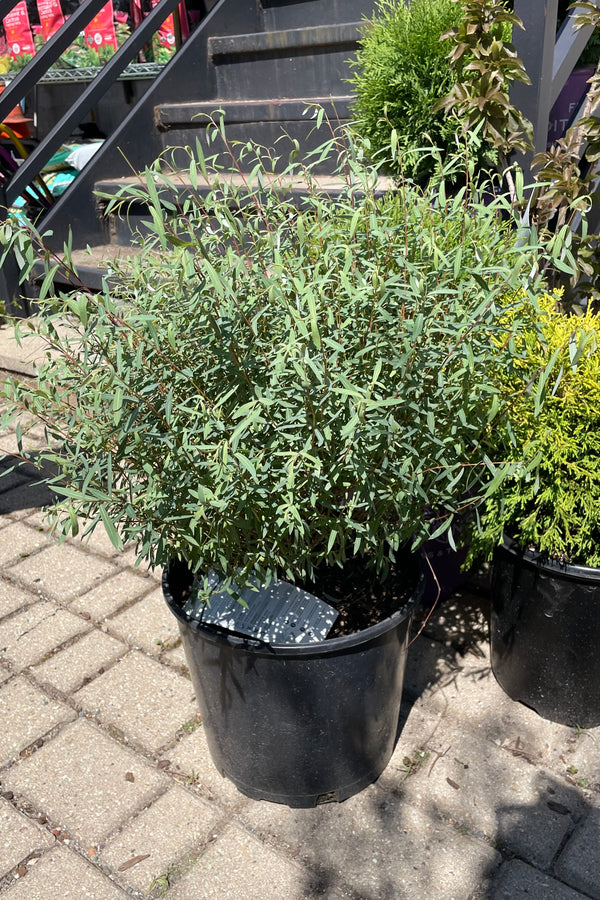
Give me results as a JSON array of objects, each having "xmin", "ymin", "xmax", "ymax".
[
  {"xmin": 349, "ymin": 0, "xmax": 465, "ymax": 181},
  {"xmin": 472, "ymin": 291, "xmax": 600, "ymax": 566}
]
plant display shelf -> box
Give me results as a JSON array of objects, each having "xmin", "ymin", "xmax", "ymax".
[{"xmin": 1, "ymin": 62, "xmax": 165, "ymax": 85}]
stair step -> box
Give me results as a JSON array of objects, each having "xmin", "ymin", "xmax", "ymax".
[
  {"xmin": 208, "ymin": 23, "xmax": 364, "ymax": 101},
  {"xmin": 260, "ymin": 0, "xmax": 377, "ymax": 30},
  {"xmin": 93, "ymin": 170, "xmax": 395, "ymax": 248},
  {"xmin": 95, "ymin": 170, "xmax": 392, "ymax": 199},
  {"xmin": 209, "ymin": 23, "xmax": 364, "ymax": 57},
  {"xmin": 32, "ymin": 245, "xmax": 145, "ymax": 291},
  {"xmin": 34, "ymin": 170, "xmax": 394, "ymax": 287},
  {"xmin": 156, "ymin": 96, "xmax": 353, "ymax": 129},
  {"xmin": 155, "ymin": 96, "xmax": 355, "ymax": 174}
]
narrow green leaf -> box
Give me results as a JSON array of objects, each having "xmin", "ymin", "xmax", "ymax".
[
  {"xmin": 99, "ymin": 506, "xmax": 124, "ymax": 550},
  {"xmin": 327, "ymin": 528, "xmax": 337, "ymax": 553}
]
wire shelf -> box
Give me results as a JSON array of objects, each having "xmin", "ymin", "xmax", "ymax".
[{"xmin": 2, "ymin": 62, "xmax": 166, "ymax": 85}]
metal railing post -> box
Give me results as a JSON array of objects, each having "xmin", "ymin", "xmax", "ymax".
[
  {"xmin": 511, "ymin": 2, "xmax": 599, "ymax": 179},
  {"xmin": 511, "ymin": 0, "xmax": 559, "ymax": 177}
]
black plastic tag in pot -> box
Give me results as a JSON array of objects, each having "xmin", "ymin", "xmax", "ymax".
[{"xmin": 182, "ymin": 573, "xmax": 338, "ymax": 644}]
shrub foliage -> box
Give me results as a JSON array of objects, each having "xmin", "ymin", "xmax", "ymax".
[
  {"xmin": 473, "ymin": 292, "xmax": 600, "ymax": 566},
  {"xmin": 349, "ymin": 0, "xmax": 465, "ymax": 180},
  {"xmin": 0, "ymin": 123, "xmax": 554, "ymax": 595}
]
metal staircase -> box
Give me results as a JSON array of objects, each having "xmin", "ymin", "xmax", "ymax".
[
  {"xmin": 0, "ymin": 0, "xmax": 377, "ymax": 309},
  {"xmin": 2, "ymin": 0, "xmax": 598, "ymax": 312}
]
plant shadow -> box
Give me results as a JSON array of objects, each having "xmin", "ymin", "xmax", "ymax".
[
  {"xmin": 0, "ymin": 452, "xmax": 58, "ymax": 515},
  {"xmin": 233, "ymin": 669, "xmax": 596, "ymax": 900}
]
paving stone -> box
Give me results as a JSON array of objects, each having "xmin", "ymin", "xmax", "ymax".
[
  {"xmin": 107, "ymin": 587, "xmax": 181, "ymax": 656},
  {"xmin": 164, "ymin": 642, "xmax": 188, "ymax": 672},
  {"xmin": 148, "ymin": 564, "xmax": 163, "ymax": 584},
  {"xmin": 408, "ymin": 634, "xmax": 600, "ymax": 787},
  {"xmin": 0, "ymin": 676, "xmax": 73, "ymax": 765},
  {"xmin": 0, "ymin": 578, "xmax": 37, "ymax": 620},
  {"xmin": 100, "ymin": 785, "xmax": 220, "ymax": 891},
  {"xmin": 0, "ymin": 799, "xmax": 53, "ymax": 879},
  {"xmin": 242, "ymin": 787, "xmax": 500, "ymax": 900},
  {"xmin": 403, "ymin": 636, "xmax": 464, "ymax": 701},
  {"xmin": 544, "ymin": 726, "xmax": 600, "ymax": 790},
  {"xmin": 409, "ymin": 629, "xmax": 600, "ymax": 771},
  {"xmin": 555, "ymin": 806, "xmax": 600, "ymax": 899},
  {"xmin": 3, "ymin": 719, "xmax": 168, "ymax": 845},
  {"xmin": 21, "ymin": 509, "xmax": 55, "ymax": 530},
  {"xmin": 32, "ymin": 629, "xmax": 127, "ymax": 694},
  {"xmin": 69, "ymin": 570, "xmax": 155, "ymax": 620},
  {"xmin": 167, "ymin": 726, "xmax": 245, "ymax": 807},
  {"xmin": 0, "ymin": 429, "xmax": 45, "ymax": 457},
  {"xmin": 117, "ymin": 546, "xmax": 160, "ymax": 578},
  {"xmin": 0, "ymin": 665, "xmax": 10, "ymax": 684},
  {"xmin": 380, "ymin": 703, "xmax": 585, "ymax": 869},
  {"xmin": 407, "ymin": 637, "xmax": 571, "ymax": 766},
  {"xmin": 1, "ymin": 505, "xmax": 36, "ymax": 522},
  {"xmin": 0, "ymin": 522, "xmax": 51, "ymax": 568},
  {"xmin": 166, "ymin": 823, "xmax": 333, "ymax": 900},
  {"xmin": 0, "ymin": 325, "xmax": 48, "ymax": 375},
  {"xmin": 0, "ymin": 600, "xmax": 88, "ymax": 669},
  {"xmin": 69, "ymin": 521, "xmax": 126, "ymax": 558},
  {"xmin": 0, "ymin": 846, "xmax": 126, "ymax": 899},
  {"xmin": 490, "ymin": 859, "xmax": 589, "ymax": 900},
  {"xmin": 74, "ymin": 651, "xmax": 197, "ymax": 753},
  {"xmin": 9, "ymin": 543, "xmax": 117, "ymax": 602}
]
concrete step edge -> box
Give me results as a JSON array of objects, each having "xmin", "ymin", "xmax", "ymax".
[
  {"xmin": 209, "ymin": 23, "xmax": 364, "ymax": 58},
  {"xmin": 155, "ymin": 96, "xmax": 354, "ymax": 128}
]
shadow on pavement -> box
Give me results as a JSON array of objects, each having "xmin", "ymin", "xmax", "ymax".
[
  {"xmin": 256, "ymin": 586, "xmax": 598, "ymax": 900},
  {"xmin": 0, "ymin": 453, "xmax": 58, "ymax": 514}
]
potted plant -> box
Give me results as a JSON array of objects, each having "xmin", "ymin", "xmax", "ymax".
[
  {"xmin": 468, "ymin": 290, "xmax": 600, "ymax": 727},
  {"xmin": 0, "ymin": 122, "xmax": 553, "ymax": 805},
  {"xmin": 348, "ymin": 0, "xmax": 468, "ymax": 182},
  {"xmin": 437, "ymin": 0, "xmax": 600, "ymax": 729}
]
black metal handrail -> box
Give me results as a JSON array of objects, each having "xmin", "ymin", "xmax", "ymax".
[
  {"xmin": 0, "ymin": 0, "xmax": 108, "ymax": 124},
  {"xmin": 0, "ymin": 0, "xmax": 185, "ymax": 208}
]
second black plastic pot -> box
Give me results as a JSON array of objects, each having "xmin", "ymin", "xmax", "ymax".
[
  {"xmin": 491, "ymin": 538, "xmax": 600, "ymax": 728},
  {"xmin": 163, "ymin": 557, "xmax": 423, "ymax": 807}
]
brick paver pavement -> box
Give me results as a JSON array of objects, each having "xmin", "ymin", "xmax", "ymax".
[{"xmin": 1, "ymin": 331, "xmax": 600, "ymax": 899}]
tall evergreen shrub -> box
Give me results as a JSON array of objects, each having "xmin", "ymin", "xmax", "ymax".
[
  {"xmin": 349, "ymin": 0, "xmax": 464, "ymax": 181},
  {"xmin": 472, "ymin": 292, "xmax": 600, "ymax": 566}
]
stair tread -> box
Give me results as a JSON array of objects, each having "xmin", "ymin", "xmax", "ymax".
[
  {"xmin": 157, "ymin": 95, "xmax": 353, "ymax": 110},
  {"xmin": 69, "ymin": 244, "xmax": 144, "ymax": 269},
  {"xmin": 209, "ymin": 22, "xmax": 364, "ymax": 56},
  {"xmin": 32, "ymin": 245, "xmax": 145, "ymax": 291},
  {"xmin": 155, "ymin": 96, "xmax": 354, "ymax": 127},
  {"xmin": 36, "ymin": 167, "xmax": 394, "ymax": 289},
  {"xmin": 95, "ymin": 171, "xmax": 394, "ymax": 196}
]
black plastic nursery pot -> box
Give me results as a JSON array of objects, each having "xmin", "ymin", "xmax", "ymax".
[
  {"xmin": 162, "ymin": 558, "xmax": 423, "ymax": 807},
  {"xmin": 490, "ymin": 538, "xmax": 600, "ymax": 728}
]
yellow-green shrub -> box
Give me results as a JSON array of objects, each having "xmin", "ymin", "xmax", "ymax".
[{"xmin": 476, "ymin": 292, "xmax": 600, "ymax": 565}]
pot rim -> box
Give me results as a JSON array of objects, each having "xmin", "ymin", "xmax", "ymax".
[
  {"xmin": 499, "ymin": 535, "xmax": 600, "ymax": 584},
  {"xmin": 162, "ymin": 564, "xmax": 424, "ymax": 658}
]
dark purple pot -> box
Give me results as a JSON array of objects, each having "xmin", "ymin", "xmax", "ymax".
[{"xmin": 421, "ymin": 536, "xmax": 469, "ymax": 606}]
